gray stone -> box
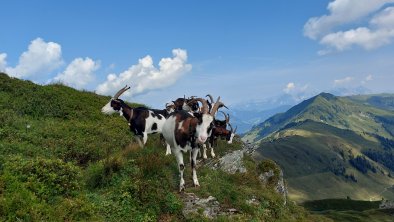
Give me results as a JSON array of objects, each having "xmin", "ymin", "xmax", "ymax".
[
  {"xmin": 212, "ymin": 150, "xmax": 247, "ymax": 174},
  {"xmin": 379, "ymin": 200, "xmax": 394, "ymax": 209},
  {"xmin": 259, "ymin": 168, "xmax": 288, "ymax": 205},
  {"xmin": 181, "ymin": 193, "xmax": 239, "ymax": 219}
]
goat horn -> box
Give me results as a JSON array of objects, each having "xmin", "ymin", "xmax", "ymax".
[
  {"xmin": 228, "ymin": 123, "xmax": 234, "ymax": 132},
  {"xmin": 220, "ymin": 111, "xmax": 229, "ymax": 124},
  {"xmin": 113, "ymin": 85, "xmax": 130, "ymax": 99},
  {"xmin": 206, "ymin": 94, "xmax": 214, "ymax": 104},
  {"xmin": 210, "ymin": 96, "xmax": 222, "ymax": 116},
  {"xmin": 221, "ymin": 104, "xmax": 229, "ymax": 109},
  {"xmin": 192, "ymin": 98, "xmax": 209, "ymax": 114},
  {"xmin": 234, "ymin": 126, "xmax": 237, "ymax": 133}
]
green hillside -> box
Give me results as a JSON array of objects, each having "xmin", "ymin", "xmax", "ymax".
[
  {"xmin": 0, "ymin": 73, "xmax": 328, "ymax": 221},
  {"xmin": 244, "ymin": 93, "xmax": 394, "ymax": 202},
  {"xmin": 244, "ymin": 92, "xmax": 394, "ymax": 143},
  {"xmin": 349, "ymin": 94, "xmax": 394, "ymax": 111}
]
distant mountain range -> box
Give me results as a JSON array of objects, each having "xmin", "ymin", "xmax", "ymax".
[
  {"xmin": 228, "ymin": 86, "xmax": 373, "ymax": 134},
  {"xmin": 243, "ymin": 92, "xmax": 394, "ymax": 201}
]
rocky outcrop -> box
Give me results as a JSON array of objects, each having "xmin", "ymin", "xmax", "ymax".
[
  {"xmin": 181, "ymin": 193, "xmax": 238, "ymax": 219},
  {"xmin": 257, "ymin": 160, "xmax": 288, "ymax": 204},
  {"xmin": 211, "ymin": 150, "xmax": 247, "ymax": 174},
  {"xmin": 379, "ymin": 199, "xmax": 394, "ymax": 209}
]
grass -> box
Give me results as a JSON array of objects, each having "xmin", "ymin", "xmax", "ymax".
[
  {"xmin": 0, "ymin": 73, "xmax": 328, "ymax": 221},
  {"xmin": 245, "ymin": 92, "xmax": 394, "ymax": 142},
  {"xmin": 253, "ymin": 119, "xmax": 394, "ymax": 202},
  {"xmin": 303, "ymin": 199, "xmax": 394, "ymax": 222}
]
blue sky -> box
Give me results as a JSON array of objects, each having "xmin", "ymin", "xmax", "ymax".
[{"xmin": 1, "ymin": 0, "xmax": 394, "ymax": 108}]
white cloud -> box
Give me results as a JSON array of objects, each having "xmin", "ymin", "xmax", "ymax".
[
  {"xmin": 53, "ymin": 57, "xmax": 100, "ymax": 89},
  {"xmin": 304, "ymin": 0, "xmax": 393, "ymax": 39},
  {"xmin": 334, "ymin": 76, "xmax": 354, "ymax": 85},
  {"xmin": 0, "ymin": 53, "xmax": 7, "ymax": 71},
  {"xmin": 283, "ymin": 82, "xmax": 308, "ymax": 94},
  {"xmin": 96, "ymin": 49, "xmax": 192, "ymax": 98},
  {"xmin": 361, "ymin": 74, "xmax": 374, "ymax": 84},
  {"xmin": 283, "ymin": 82, "xmax": 295, "ymax": 93},
  {"xmin": 5, "ymin": 38, "xmax": 63, "ymax": 78},
  {"xmin": 304, "ymin": 0, "xmax": 394, "ymax": 53},
  {"xmin": 320, "ymin": 27, "xmax": 394, "ymax": 51},
  {"xmin": 370, "ymin": 7, "xmax": 394, "ymax": 28}
]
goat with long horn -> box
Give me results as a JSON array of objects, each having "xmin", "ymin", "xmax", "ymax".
[
  {"xmin": 162, "ymin": 97, "xmax": 221, "ymax": 191},
  {"xmin": 101, "ymin": 85, "xmax": 172, "ymax": 153}
]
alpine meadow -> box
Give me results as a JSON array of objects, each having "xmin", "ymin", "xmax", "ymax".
[{"xmin": 2, "ymin": 1, "xmax": 394, "ymax": 221}]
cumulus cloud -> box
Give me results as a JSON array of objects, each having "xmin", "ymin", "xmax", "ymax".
[
  {"xmin": 304, "ymin": 0, "xmax": 394, "ymax": 53},
  {"xmin": 283, "ymin": 82, "xmax": 295, "ymax": 93},
  {"xmin": 304, "ymin": 0, "xmax": 393, "ymax": 39},
  {"xmin": 283, "ymin": 82, "xmax": 308, "ymax": 94},
  {"xmin": 0, "ymin": 53, "xmax": 6, "ymax": 71},
  {"xmin": 320, "ymin": 27, "xmax": 394, "ymax": 51},
  {"xmin": 53, "ymin": 57, "xmax": 100, "ymax": 89},
  {"xmin": 5, "ymin": 38, "xmax": 63, "ymax": 78},
  {"xmin": 96, "ymin": 49, "xmax": 192, "ymax": 98},
  {"xmin": 370, "ymin": 6, "xmax": 394, "ymax": 28},
  {"xmin": 334, "ymin": 76, "xmax": 354, "ymax": 85}
]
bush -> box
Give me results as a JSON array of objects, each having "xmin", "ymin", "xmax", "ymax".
[{"xmin": 4, "ymin": 156, "xmax": 81, "ymax": 200}]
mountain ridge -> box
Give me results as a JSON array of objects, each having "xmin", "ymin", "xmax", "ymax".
[{"xmin": 244, "ymin": 92, "xmax": 394, "ymax": 202}]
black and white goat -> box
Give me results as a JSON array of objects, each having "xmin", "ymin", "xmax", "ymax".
[
  {"xmin": 101, "ymin": 85, "xmax": 172, "ymax": 154},
  {"xmin": 202, "ymin": 112, "xmax": 237, "ymax": 159},
  {"xmin": 172, "ymin": 96, "xmax": 200, "ymax": 112},
  {"xmin": 162, "ymin": 97, "xmax": 223, "ymax": 191}
]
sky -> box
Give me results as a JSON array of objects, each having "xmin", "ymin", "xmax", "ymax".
[{"xmin": 1, "ymin": 0, "xmax": 394, "ymax": 108}]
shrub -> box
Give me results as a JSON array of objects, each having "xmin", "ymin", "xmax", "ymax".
[{"xmin": 4, "ymin": 156, "xmax": 81, "ymax": 200}]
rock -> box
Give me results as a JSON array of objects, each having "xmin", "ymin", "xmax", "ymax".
[
  {"xmin": 181, "ymin": 193, "xmax": 239, "ymax": 219},
  {"xmin": 182, "ymin": 193, "xmax": 220, "ymax": 219},
  {"xmin": 258, "ymin": 161, "xmax": 288, "ymax": 205},
  {"xmin": 246, "ymin": 196, "xmax": 260, "ymax": 206},
  {"xmin": 212, "ymin": 150, "xmax": 247, "ymax": 174},
  {"xmin": 379, "ymin": 199, "xmax": 394, "ymax": 209},
  {"xmin": 243, "ymin": 142, "xmax": 258, "ymax": 155}
]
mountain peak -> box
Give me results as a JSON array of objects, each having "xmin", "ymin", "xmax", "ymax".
[{"xmin": 315, "ymin": 92, "xmax": 336, "ymax": 101}]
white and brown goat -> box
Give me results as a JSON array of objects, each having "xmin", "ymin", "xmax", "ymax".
[
  {"xmin": 101, "ymin": 85, "xmax": 171, "ymax": 154},
  {"xmin": 162, "ymin": 97, "xmax": 223, "ymax": 191}
]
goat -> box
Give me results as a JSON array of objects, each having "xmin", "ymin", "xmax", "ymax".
[
  {"xmin": 162, "ymin": 97, "xmax": 223, "ymax": 191},
  {"xmin": 172, "ymin": 96, "xmax": 200, "ymax": 112},
  {"xmin": 206, "ymin": 94, "xmax": 228, "ymax": 115},
  {"xmin": 202, "ymin": 112, "xmax": 237, "ymax": 159},
  {"xmin": 101, "ymin": 85, "xmax": 171, "ymax": 154}
]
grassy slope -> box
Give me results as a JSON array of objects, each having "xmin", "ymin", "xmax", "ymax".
[
  {"xmin": 0, "ymin": 73, "xmax": 328, "ymax": 221},
  {"xmin": 349, "ymin": 93, "xmax": 394, "ymax": 111},
  {"xmin": 303, "ymin": 199, "xmax": 394, "ymax": 222},
  {"xmin": 253, "ymin": 120, "xmax": 394, "ymax": 201},
  {"xmin": 244, "ymin": 92, "xmax": 394, "ymax": 143}
]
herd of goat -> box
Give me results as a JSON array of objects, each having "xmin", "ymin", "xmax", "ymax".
[{"xmin": 101, "ymin": 85, "xmax": 237, "ymax": 191}]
